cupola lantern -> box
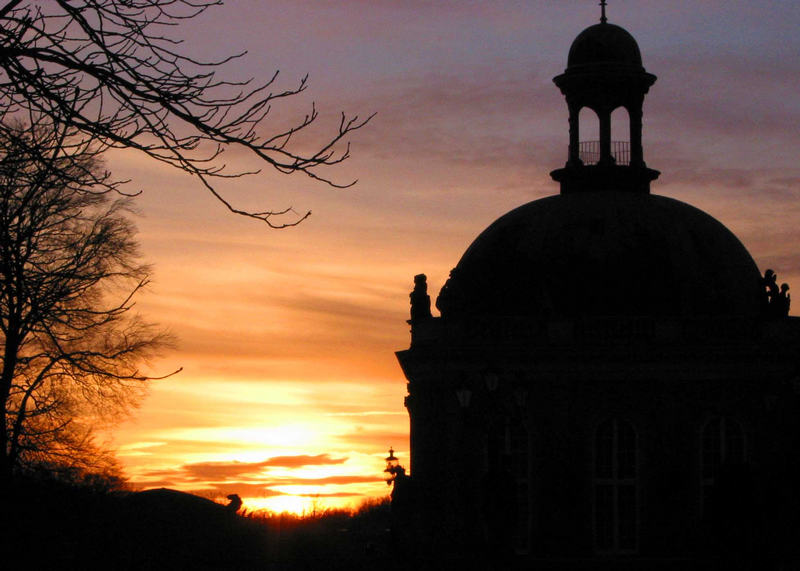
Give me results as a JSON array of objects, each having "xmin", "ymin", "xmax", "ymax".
[{"xmin": 550, "ymin": 9, "xmax": 659, "ymax": 194}]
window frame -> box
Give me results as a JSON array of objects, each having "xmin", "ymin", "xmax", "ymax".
[
  {"xmin": 700, "ymin": 416, "xmax": 747, "ymax": 514},
  {"xmin": 592, "ymin": 418, "xmax": 639, "ymax": 554}
]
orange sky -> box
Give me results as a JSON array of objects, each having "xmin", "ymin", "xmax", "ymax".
[{"xmin": 104, "ymin": 2, "xmax": 800, "ymax": 514}]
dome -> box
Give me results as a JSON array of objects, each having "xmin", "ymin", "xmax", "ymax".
[
  {"xmin": 567, "ymin": 23, "xmax": 643, "ymax": 69},
  {"xmin": 436, "ymin": 192, "xmax": 763, "ymax": 319}
]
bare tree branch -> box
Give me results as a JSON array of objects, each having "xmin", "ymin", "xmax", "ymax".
[{"xmin": 0, "ymin": 1, "xmax": 373, "ymax": 227}]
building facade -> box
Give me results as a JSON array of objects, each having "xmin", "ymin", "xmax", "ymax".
[{"xmin": 396, "ymin": 13, "xmax": 800, "ymax": 571}]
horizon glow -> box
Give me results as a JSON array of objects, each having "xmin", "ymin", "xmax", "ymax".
[{"xmin": 103, "ymin": 2, "xmax": 800, "ymax": 514}]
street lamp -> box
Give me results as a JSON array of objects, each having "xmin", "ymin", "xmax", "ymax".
[
  {"xmin": 456, "ymin": 386, "xmax": 472, "ymax": 408},
  {"xmin": 483, "ymin": 370, "xmax": 499, "ymax": 392},
  {"xmin": 455, "ymin": 372, "xmax": 472, "ymax": 408},
  {"xmin": 384, "ymin": 447, "xmax": 400, "ymax": 485}
]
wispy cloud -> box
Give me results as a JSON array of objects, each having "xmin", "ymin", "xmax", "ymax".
[
  {"xmin": 152, "ymin": 454, "xmax": 349, "ymax": 480},
  {"xmin": 112, "ymin": 2, "xmax": 800, "ymax": 514}
]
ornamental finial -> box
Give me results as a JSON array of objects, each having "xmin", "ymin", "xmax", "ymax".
[{"xmin": 600, "ymin": 0, "xmax": 608, "ymax": 24}]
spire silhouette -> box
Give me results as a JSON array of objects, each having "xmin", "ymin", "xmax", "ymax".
[{"xmin": 600, "ymin": 0, "xmax": 608, "ymax": 24}]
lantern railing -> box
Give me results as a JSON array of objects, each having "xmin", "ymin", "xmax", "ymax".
[{"xmin": 575, "ymin": 140, "xmax": 631, "ymax": 165}]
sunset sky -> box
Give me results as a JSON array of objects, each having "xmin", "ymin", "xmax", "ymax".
[{"xmin": 105, "ymin": 1, "xmax": 800, "ymax": 513}]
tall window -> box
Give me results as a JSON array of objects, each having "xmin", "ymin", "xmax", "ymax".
[
  {"xmin": 487, "ymin": 420, "xmax": 531, "ymax": 553},
  {"xmin": 509, "ymin": 422, "xmax": 531, "ymax": 553},
  {"xmin": 701, "ymin": 417, "xmax": 745, "ymax": 511},
  {"xmin": 594, "ymin": 419, "xmax": 638, "ymax": 553}
]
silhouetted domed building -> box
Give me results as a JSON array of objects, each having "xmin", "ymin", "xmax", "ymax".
[
  {"xmin": 396, "ymin": 9, "xmax": 800, "ymax": 571},
  {"xmin": 436, "ymin": 194, "xmax": 763, "ymax": 319}
]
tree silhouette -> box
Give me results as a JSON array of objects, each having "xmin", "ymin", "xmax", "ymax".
[
  {"xmin": 0, "ymin": 0, "xmax": 372, "ymax": 227},
  {"xmin": 0, "ymin": 117, "xmax": 175, "ymax": 483}
]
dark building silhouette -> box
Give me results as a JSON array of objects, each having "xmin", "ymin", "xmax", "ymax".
[{"xmin": 396, "ymin": 10, "xmax": 800, "ymax": 571}]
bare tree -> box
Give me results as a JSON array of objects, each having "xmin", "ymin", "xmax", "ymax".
[
  {"xmin": 0, "ymin": 1, "xmax": 372, "ymax": 227},
  {"xmin": 0, "ymin": 117, "xmax": 175, "ymax": 482}
]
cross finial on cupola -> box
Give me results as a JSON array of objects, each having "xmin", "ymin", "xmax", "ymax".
[{"xmin": 600, "ymin": 0, "xmax": 608, "ymax": 24}]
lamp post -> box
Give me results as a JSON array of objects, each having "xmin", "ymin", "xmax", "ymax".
[
  {"xmin": 484, "ymin": 370, "xmax": 500, "ymax": 392},
  {"xmin": 456, "ymin": 386, "xmax": 473, "ymax": 408},
  {"xmin": 384, "ymin": 447, "xmax": 400, "ymax": 485},
  {"xmin": 456, "ymin": 372, "xmax": 473, "ymax": 408}
]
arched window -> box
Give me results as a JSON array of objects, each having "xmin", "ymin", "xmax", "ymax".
[
  {"xmin": 610, "ymin": 106, "xmax": 631, "ymax": 165},
  {"xmin": 701, "ymin": 417, "xmax": 745, "ymax": 511},
  {"xmin": 594, "ymin": 419, "xmax": 638, "ymax": 553},
  {"xmin": 579, "ymin": 107, "xmax": 600, "ymax": 164}
]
